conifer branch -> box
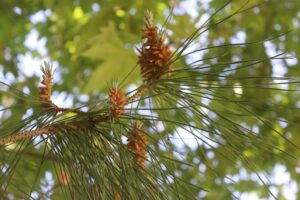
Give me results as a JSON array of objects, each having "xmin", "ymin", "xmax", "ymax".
[
  {"xmin": 0, "ymin": 11, "xmax": 173, "ymax": 146},
  {"xmin": 0, "ymin": 4, "xmax": 298, "ymax": 199}
]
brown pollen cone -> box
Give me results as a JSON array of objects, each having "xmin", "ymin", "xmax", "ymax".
[
  {"xmin": 109, "ymin": 85, "xmax": 126, "ymax": 117},
  {"xmin": 58, "ymin": 170, "xmax": 70, "ymax": 186},
  {"xmin": 138, "ymin": 12, "xmax": 173, "ymax": 82},
  {"xmin": 39, "ymin": 65, "xmax": 53, "ymax": 107},
  {"xmin": 127, "ymin": 121, "xmax": 148, "ymax": 168}
]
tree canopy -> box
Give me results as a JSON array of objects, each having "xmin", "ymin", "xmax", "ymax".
[{"xmin": 0, "ymin": 0, "xmax": 299, "ymax": 199}]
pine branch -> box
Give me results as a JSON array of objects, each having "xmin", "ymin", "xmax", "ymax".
[{"xmin": 0, "ymin": 5, "xmax": 298, "ymax": 199}]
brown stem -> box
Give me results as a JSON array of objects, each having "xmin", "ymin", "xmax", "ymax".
[
  {"xmin": 125, "ymin": 86, "xmax": 149, "ymax": 105},
  {"xmin": 43, "ymin": 101, "xmax": 85, "ymax": 114},
  {"xmin": 0, "ymin": 127, "xmax": 54, "ymax": 145},
  {"xmin": 54, "ymin": 106, "xmax": 86, "ymax": 114}
]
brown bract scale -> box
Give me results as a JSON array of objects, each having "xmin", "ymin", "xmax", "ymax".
[
  {"xmin": 109, "ymin": 86, "xmax": 126, "ymax": 117},
  {"xmin": 138, "ymin": 24, "xmax": 173, "ymax": 82},
  {"xmin": 127, "ymin": 121, "xmax": 148, "ymax": 168}
]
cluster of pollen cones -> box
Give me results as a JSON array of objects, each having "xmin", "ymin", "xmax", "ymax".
[
  {"xmin": 106, "ymin": 12, "xmax": 173, "ymax": 168},
  {"xmin": 36, "ymin": 11, "xmax": 172, "ymax": 173},
  {"xmin": 127, "ymin": 121, "xmax": 148, "ymax": 168},
  {"xmin": 138, "ymin": 13, "xmax": 173, "ymax": 82}
]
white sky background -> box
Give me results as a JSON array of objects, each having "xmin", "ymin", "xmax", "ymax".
[{"xmin": 1, "ymin": 0, "xmax": 298, "ymax": 199}]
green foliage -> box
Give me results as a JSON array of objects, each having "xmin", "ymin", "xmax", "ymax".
[{"xmin": 81, "ymin": 22, "xmax": 139, "ymax": 92}]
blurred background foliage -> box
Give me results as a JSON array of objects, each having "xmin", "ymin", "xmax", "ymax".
[{"xmin": 0, "ymin": 0, "xmax": 299, "ymax": 199}]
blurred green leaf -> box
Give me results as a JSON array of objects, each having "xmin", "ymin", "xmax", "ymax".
[{"xmin": 82, "ymin": 22, "xmax": 139, "ymax": 92}]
